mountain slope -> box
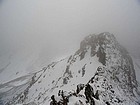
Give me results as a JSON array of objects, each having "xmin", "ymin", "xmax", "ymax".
[
  {"xmin": 0, "ymin": 50, "xmax": 40, "ymax": 84},
  {"xmin": 1, "ymin": 32, "xmax": 140, "ymax": 105}
]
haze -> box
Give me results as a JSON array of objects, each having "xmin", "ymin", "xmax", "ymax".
[{"xmin": 0, "ymin": 0, "xmax": 140, "ymax": 68}]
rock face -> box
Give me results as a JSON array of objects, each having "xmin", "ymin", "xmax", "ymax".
[{"xmin": 1, "ymin": 32, "xmax": 140, "ymax": 105}]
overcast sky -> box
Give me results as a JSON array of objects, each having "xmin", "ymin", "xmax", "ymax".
[{"xmin": 0, "ymin": 0, "xmax": 140, "ymax": 66}]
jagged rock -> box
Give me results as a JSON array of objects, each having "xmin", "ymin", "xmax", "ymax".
[
  {"xmin": 76, "ymin": 84, "xmax": 85, "ymax": 94},
  {"xmin": 1, "ymin": 32, "xmax": 140, "ymax": 105}
]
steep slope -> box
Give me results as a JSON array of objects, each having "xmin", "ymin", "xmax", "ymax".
[
  {"xmin": 132, "ymin": 58, "xmax": 140, "ymax": 83},
  {"xmin": 2, "ymin": 32, "xmax": 140, "ymax": 105}
]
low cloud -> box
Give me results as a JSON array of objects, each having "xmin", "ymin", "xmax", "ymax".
[{"xmin": 0, "ymin": 0, "xmax": 140, "ymax": 65}]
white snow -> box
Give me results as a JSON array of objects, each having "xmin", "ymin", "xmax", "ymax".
[
  {"xmin": 1, "ymin": 33, "xmax": 140, "ymax": 105},
  {"xmin": 132, "ymin": 58, "xmax": 140, "ymax": 83}
]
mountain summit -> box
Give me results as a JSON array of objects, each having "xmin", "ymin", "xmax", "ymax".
[{"xmin": 1, "ymin": 32, "xmax": 140, "ymax": 105}]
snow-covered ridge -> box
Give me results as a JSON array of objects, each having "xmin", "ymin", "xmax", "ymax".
[{"xmin": 1, "ymin": 32, "xmax": 140, "ymax": 105}]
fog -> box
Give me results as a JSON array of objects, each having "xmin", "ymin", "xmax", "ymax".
[{"xmin": 0, "ymin": 0, "xmax": 140, "ymax": 67}]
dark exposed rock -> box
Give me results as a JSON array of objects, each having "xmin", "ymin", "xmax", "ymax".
[
  {"xmin": 82, "ymin": 64, "xmax": 86, "ymax": 77},
  {"xmin": 97, "ymin": 47, "xmax": 106, "ymax": 65},
  {"xmin": 76, "ymin": 32, "xmax": 116, "ymax": 65},
  {"xmin": 76, "ymin": 84, "xmax": 85, "ymax": 94}
]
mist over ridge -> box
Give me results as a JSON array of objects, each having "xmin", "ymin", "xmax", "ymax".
[{"xmin": 0, "ymin": 0, "xmax": 140, "ymax": 63}]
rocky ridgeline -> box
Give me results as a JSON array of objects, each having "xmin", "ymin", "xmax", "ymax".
[{"xmin": 3, "ymin": 32, "xmax": 140, "ymax": 105}]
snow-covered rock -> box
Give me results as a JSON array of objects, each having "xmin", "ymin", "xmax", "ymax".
[{"xmin": 1, "ymin": 32, "xmax": 140, "ymax": 105}]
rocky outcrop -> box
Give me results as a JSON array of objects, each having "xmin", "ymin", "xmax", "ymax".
[{"xmin": 2, "ymin": 32, "xmax": 140, "ymax": 105}]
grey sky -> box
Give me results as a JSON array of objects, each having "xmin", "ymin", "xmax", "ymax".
[{"xmin": 0, "ymin": 0, "xmax": 140, "ymax": 66}]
